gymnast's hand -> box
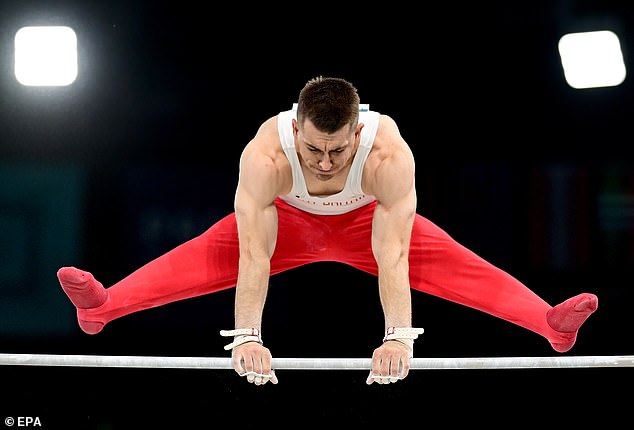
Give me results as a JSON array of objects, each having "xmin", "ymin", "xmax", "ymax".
[
  {"xmin": 231, "ymin": 342, "xmax": 278, "ymax": 385},
  {"xmin": 366, "ymin": 340, "xmax": 412, "ymax": 385}
]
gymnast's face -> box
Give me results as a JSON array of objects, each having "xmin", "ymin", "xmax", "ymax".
[{"xmin": 293, "ymin": 118, "xmax": 362, "ymax": 182}]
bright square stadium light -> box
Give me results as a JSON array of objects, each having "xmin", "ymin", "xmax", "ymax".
[
  {"xmin": 15, "ymin": 26, "xmax": 78, "ymax": 86},
  {"xmin": 558, "ymin": 30, "xmax": 626, "ymax": 89}
]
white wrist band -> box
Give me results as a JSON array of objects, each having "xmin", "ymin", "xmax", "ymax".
[
  {"xmin": 383, "ymin": 327, "xmax": 424, "ymax": 355},
  {"xmin": 383, "ymin": 327, "xmax": 424, "ymax": 342},
  {"xmin": 220, "ymin": 328, "xmax": 263, "ymax": 350}
]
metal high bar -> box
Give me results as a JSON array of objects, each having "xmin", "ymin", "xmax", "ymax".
[{"xmin": 0, "ymin": 353, "xmax": 632, "ymax": 370}]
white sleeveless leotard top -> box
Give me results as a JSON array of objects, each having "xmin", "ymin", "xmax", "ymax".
[{"xmin": 277, "ymin": 104, "xmax": 380, "ymax": 215}]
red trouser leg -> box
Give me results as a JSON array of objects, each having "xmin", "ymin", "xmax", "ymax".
[
  {"xmin": 65, "ymin": 199, "xmax": 341, "ymax": 332},
  {"xmin": 283, "ymin": 201, "xmax": 597, "ymax": 351},
  {"xmin": 70, "ymin": 213, "xmax": 242, "ymax": 331},
  {"xmin": 402, "ymin": 214, "xmax": 596, "ymax": 350},
  {"xmin": 280, "ymin": 201, "xmax": 557, "ymax": 340}
]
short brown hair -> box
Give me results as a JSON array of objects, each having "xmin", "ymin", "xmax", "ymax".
[{"xmin": 296, "ymin": 76, "xmax": 360, "ymax": 134}]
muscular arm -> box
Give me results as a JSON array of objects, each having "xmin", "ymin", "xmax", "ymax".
[
  {"xmin": 370, "ymin": 117, "xmax": 417, "ymax": 331},
  {"xmin": 366, "ymin": 115, "xmax": 418, "ymax": 384},
  {"xmin": 233, "ymin": 137, "xmax": 281, "ymax": 332},
  {"xmin": 230, "ymin": 119, "xmax": 287, "ymax": 385}
]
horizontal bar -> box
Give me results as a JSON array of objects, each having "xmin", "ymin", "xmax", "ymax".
[{"xmin": 0, "ymin": 353, "xmax": 633, "ymax": 370}]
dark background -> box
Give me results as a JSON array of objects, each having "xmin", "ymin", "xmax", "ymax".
[{"xmin": 0, "ymin": 1, "xmax": 632, "ymax": 428}]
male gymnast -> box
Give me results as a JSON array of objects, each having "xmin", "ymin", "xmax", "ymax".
[{"xmin": 57, "ymin": 76, "xmax": 598, "ymax": 386}]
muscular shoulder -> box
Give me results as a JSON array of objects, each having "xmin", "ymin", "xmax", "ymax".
[
  {"xmin": 363, "ymin": 114, "xmax": 415, "ymax": 200},
  {"xmin": 237, "ymin": 116, "xmax": 292, "ymax": 204}
]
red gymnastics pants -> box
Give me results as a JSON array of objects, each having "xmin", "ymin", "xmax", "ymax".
[{"xmin": 59, "ymin": 197, "xmax": 597, "ymax": 351}]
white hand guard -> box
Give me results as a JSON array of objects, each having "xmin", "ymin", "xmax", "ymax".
[
  {"xmin": 220, "ymin": 328, "xmax": 276, "ymax": 384},
  {"xmin": 367, "ymin": 327, "xmax": 425, "ymax": 384},
  {"xmin": 219, "ymin": 328, "xmax": 262, "ymax": 350},
  {"xmin": 383, "ymin": 326, "xmax": 425, "ymax": 357}
]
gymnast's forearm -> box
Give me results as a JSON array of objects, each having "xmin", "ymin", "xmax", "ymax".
[
  {"xmin": 377, "ymin": 260, "xmax": 413, "ymax": 329},
  {"xmin": 372, "ymin": 213, "xmax": 414, "ymax": 329},
  {"xmin": 234, "ymin": 255, "xmax": 271, "ymax": 330}
]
